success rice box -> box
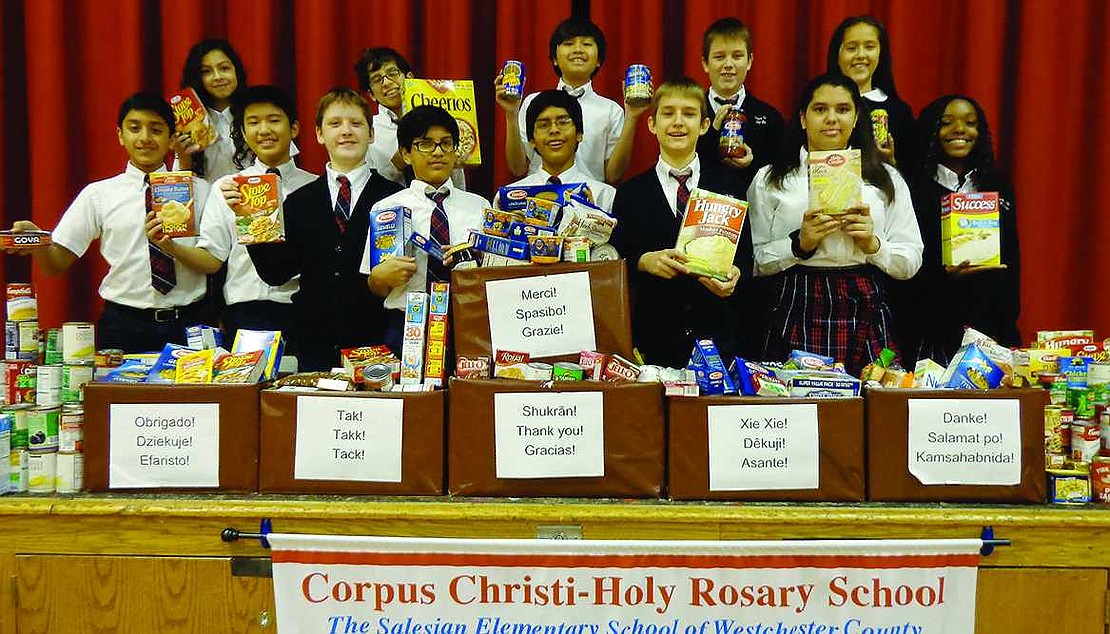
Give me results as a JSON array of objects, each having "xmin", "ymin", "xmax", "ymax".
[
  {"xmin": 941, "ymin": 192, "xmax": 1000, "ymax": 266},
  {"xmin": 150, "ymin": 171, "xmax": 196, "ymax": 238},
  {"xmin": 232, "ymin": 173, "xmax": 283, "ymax": 244},
  {"xmin": 403, "ymin": 79, "xmax": 481, "ymax": 166},
  {"xmin": 807, "ymin": 149, "xmax": 862, "ymax": 215},
  {"xmin": 674, "ymin": 188, "xmax": 747, "ymax": 281}
]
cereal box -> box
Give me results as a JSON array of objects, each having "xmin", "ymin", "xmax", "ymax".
[
  {"xmin": 674, "ymin": 188, "xmax": 747, "ymax": 282},
  {"xmin": 232, "ymin": 173, "xmax": 283, "ymax": 244},
  {"xmin": 941, "ymin": 192, "xmax": 1000, "ymax": 266},
  {"xmin": 807, "ymin": 149, "xmax": 862, "ymax": 214},
  {"xmin": 423, "ymin": 282, "xmax": 450, "ymax": 389},
  {"xmin": 402, "ymin": 79, "xmax": 482, "ymax": 166},
  {"xmin": 401, "ymin": 292, "xmax": 429, "ymax": 385},
  {"xmin": 168, "ymin": 87, "xmax": 217, "ymax": 150},
  {"xmin": 149, "ymin": 171, "xmax": 196, "ymax": 238}
]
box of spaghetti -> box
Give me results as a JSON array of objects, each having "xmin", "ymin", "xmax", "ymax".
[
  {"xmin": 674, "ymin": 188, "xmax": 747, "ymax": 282},
  {"xmin": 808, "ymin": 149, "xmax": 862, "ymax": 215},
  {"xmin": 232, "ymin": 172, "xmax": 283, "ymax": 244}
]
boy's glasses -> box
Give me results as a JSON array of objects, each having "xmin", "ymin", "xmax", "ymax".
[
  {"xmin": 412, "ymin": 138, "xmax": 457, "ymax": 154},
  {"xmin": 535, "ymin": 116, "xmax": 575, "ymax": 132},
  {"xmin": 369, "ymin": 68, "xmax": 404, "ymax": 89}
]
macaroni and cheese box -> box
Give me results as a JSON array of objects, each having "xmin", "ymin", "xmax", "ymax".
[
  {"xmin": 149, "ymin": 171, "xmax": 197, "ymax": 238},
  {"xmin": 674, "ymin": 188, "xmax": 747, "ymax": 282},
  {"xmin": 232, "ymin": 173, "xmax": 283, "ymax": 244},
  {"xmin": 402, "ymin": 79, "xmax": 482, "ymax": 166},
  {"xmin": 807, "ymin": 149, "xmax": 862, "ymax": 214},
  {"xmin": 941, "ymin": 192, "xmax": 1001, "ymax": 266},
  {"xmin": 168, "ymin": 87, "xmax": 216, "ymax": 150}
]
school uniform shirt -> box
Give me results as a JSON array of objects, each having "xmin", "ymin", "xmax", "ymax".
[
  {"xmin": 197, "ymin": 159, "xmax": 317, "ymax": 306},
  {"xmin": 748, "ymin": 148, "xmax": 923, "ymax": 281},
  {"xmin": 365, "ymin": 108, "xmax": 466, "ymax": 189},
  {"xmin": 51, "ymin": 161, "xmax": 211, "ymax": 309},
  {"xmin": 173, "ymin": 106, "xmax": 301, "ymax": 182},
  {"xmin": 696, "ymin": 86, "xmax": 785, "ymax": 196},
  {"xmin": 517, "ymin": 80, "xmax": 624, "ymax": 182},
  {"xmin": 861, "ymin": 88, "xmax": 916, "ymax": 171},
  {"xmin": 360, "ymin": 179, "xmax": 488, "ymax": 311},
  {"xmin": 494, "ymin": 163, "xmax": 616, "ymax": 213}
]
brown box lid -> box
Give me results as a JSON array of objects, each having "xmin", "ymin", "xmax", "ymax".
[
  {"xmin": 866, "ymin": 388, "xmax": 1046, "ymax": 503},
  {"xmin": 668, "ymin": 396, "xmax": 865, "ymax": 501},
  {"xmin": 83, "ymin": 382, "xmax": 261, "ymax": 492},
  {"xmin": 447, "ymin": 378, "xmax": 663, "ymax": 497},
  {"xmin": 259, "ymin": 389, "xmax": 444, "ymax": 495}
]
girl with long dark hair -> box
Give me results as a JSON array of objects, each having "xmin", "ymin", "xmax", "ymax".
[{"xmin": 174, "ymin": 39, "xmax": 249, "ymax": 180}]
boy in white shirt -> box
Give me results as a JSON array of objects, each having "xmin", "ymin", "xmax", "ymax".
[
  {"xmin": 361, "ymin": 105, "xmax": 489, "ymax": 352},
  {"xmin": 496, "ymin": 89, "xmax": 615, "ymax": 213},
  {"xmin": 496, "ymin": 16, "xmax": 643, "ymax": 183},
  {"xmin": 163, "ymin": 85, "xmax": 316, "ymax": 345},
  {"xmin": 8, "ymin": 93, "xmax": 210, "ymax": 352}
]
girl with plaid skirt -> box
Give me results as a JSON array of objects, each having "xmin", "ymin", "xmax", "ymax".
[{"xmin": 746, "ymin": 73, "xmax": 923, "ymax": 375}]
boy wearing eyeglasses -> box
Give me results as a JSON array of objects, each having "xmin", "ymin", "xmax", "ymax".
[
  {"xmin": 495, "ymin": 89, "xmax": 616, "ymax": 213},
  {"xmin": 355, "ymin": 47, "xmax": 466, "ymax": 189},
  {"xmin": 361, "ymin": 105, "xmax": 489, "ymax": 352}
]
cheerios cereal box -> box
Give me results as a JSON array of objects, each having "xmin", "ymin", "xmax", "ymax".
[
  {"xmin": 402, "ymin": 79, "xmax": 482, "ymax": 166},
  {"xmin": 941, "ymin": 192, "xmax": 1000, "ymax": 266},
  {"xmin": 807, "ymin": 149, "xmax": 862, "ymax": 215},
  {"xmin": 168, "ymin": 87, "xmax": 217, "ymax": 150},
  {"xmin": 232, "ymin": 173, "xmax": 283, "ymax": 244},
  {"xmin": 150, "ymin": 171, "xmax": 196, "ymax": 238},
  {"xmin": 674, "ymin": 188, "xmax": 748, "ymax": 282}
]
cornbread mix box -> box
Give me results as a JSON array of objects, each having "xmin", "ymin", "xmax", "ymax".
[
  {"xmin": 447, "ymin": 378, "xmax": 664, "ymax": 497},
  {"xmin": 668, "ymin": 396, "xmax": 865, "ymax": 501},
  {"xmin": 674, "ymin": 189, "xmax": 747, "ymax": 282},
  {"xmin": 866, "ymin": 388, "xmax": 1046, "ymax": 503},
  {"xmin": 232, "ymin": 173, "xmax": 283, "ymax": 244},
  {"xmin": 150, "ymin": 170, "xmax": 197, "ymax": 238},
  {"xmin": 259, "ymin": 389, "xmax": 444, "ymax": 494},
  {"xmin": 82, "ymin": 382, "xmax": 262, "ymax": 492},
  {"xmin": 807, "ymin": 149, "xmax": 862, "ymax": 214},
  {"xmin": 941, "ymin": 192, "xmax": 1000, "ymax": 266},
  {"xmin": 402, "ymin": 78, "xmax": 481, "ymax": 166},
  {"xmin": 168, "ymin": 87, "xmax": 216, "ymax": 150}
]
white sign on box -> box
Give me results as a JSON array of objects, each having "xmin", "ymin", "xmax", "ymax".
[
  {"xmin": 485, "ymin": 271, "xmax": 597, "ymax": 357},
  {"xmin": 109, "ymin": 403, "xmax": 220, "ymax": 488},
  {"xmin": 908, "ymin": 398, "xmax": 1021, "ymax": 485},
  {"xmin": 294, "ymin": 396, "xmax": 403, "ymax": 482},
  {"xmin": 494, "ymin": 391, "xmax": 604, "ymax": 478},
  {"xmin": 708, "ymin": 403, "xmax": 819, "ymax": 491}
]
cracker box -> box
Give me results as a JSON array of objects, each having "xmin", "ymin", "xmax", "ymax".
[
  {"xmin": 401, "ymin": 292, "xmax": 429, "ymax": 385},
  {"xmin": 402, "ymin": 79, "xmax": 482, "ymax": 166},
  {"xmin": 149, "ymin": 171, "xmax": 197, "ymax": 238},
  {"xmin": 168, "ymin": 87, "xmax": 216, "ymax": 150},
  {"xmin": 232, "ymin": 173, "xmax": 283, "ymax": 244},
  {"xmin": 674, "ymin": 189, "xmax": 747, "ymax": 282},
  {"xmin": 807, "ymin": 149, "xmax": 863, "ymax": 214},
  {"xmin": 941, "ymin": 192, "xmax": 1000, "ymax": 266},
  {"xmin": 424, "ymin": 282, "xmax": 450, "ymax": 389}
]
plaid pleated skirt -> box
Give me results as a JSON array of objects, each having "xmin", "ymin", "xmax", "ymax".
[{"xmin": 762, "ymin": 266, "xmax": 898, "ymax": 376}]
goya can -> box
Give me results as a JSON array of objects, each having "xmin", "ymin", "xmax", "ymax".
[
  {"xmin": 35, "ymin": 364, "xmax": 62, "ymax": 407},
  {"xmin": 552, "ymin": 361, "xmax": 585, "ymax": 381},
  {"xmin": 55, "ymin": 451, "xmax": 83, "ymax": 494},
  {"xmin": 61, "ymin": 364, "xmax": 94, "ymax": 403},
  {"xmin": 9, "ymin": 449, "xmax": 28, "ymax": 493},
  {"xmin": 26, "ymin": 406, "xmax": 59, "ymax": 451},
  {"xmin": 500, "ymin": 60, "xmax": 526, "ymax": 100},
  {"xmin": 623, "ymin": 64, "xmax": 653, "ymax": 106},
  {"xmin": 62, "ymin": 322, "xmax": 96, "ymax": 365},
  {"xmin": 44, "ymin": 328, "xmax": 62, "ymax": 364},
  {"xmin": 59, "ymin": 405, "xmax": 83, "ymax": 453},
  {"xmin": 27, "ymin": 450, "xmax": 56, "ymax": 493}
]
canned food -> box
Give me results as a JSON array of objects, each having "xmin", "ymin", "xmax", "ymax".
[
  {"xmin": 26, "ymin": 406, "xmax": 59, "ymax": 451},
  {"xmin": 562, "ymin": 236, "xmax": 590, "ymax": 263},
  {"xmin": 552, "ymin": 361, "xmax": 585, "ymax": 381},
  {"xmin": 1045, "ymin": 405, "xmax": 1067, "ymax": 455},
  {"xmin": 524, "ymin": 362, "xmax": 554, "ymax": 381},
  {"xmin": 11, "ymin": 363, "xmax": 35, "ymax": 404},
  {"xmin": 500, "ymin": 60, "xmax": 526, "ymax": 100},
  {"xmin": 1072, "ymin": 419, "xmax": 1101, "ymax": 463},
  {"xmin": 870, "ymin": 109, "xmax": 890, "ymax": 147},
  {"xmin": 61, "ymin": 364, "xmax": 94, "ymax": 403},
  {"xmin": 44, "ymin": 328, "xmax": 62, "ymax": 364},
  {"xmin": 9, "ymin": 449, "xmax": 27, "ymax": 493},
  {"xmin": 6, "ymin": 283, "xmax": 37, "ymax": 321},
  {"xmin": 363, "ymin": 363, "xmax": 394, "ymax": 391},
  {"xmin": 55, "ymin": 451, "xmax": 83, "ymax": 494},
  {"xmin": 62, "ymin": 322, "xmax": 96, "ymax": 365},
  {"xmin": 27, "ymin": 450, "xmax": 56, "ymax": 493},
  {"xmin": 95, "ymin": 349, "xmax": 124, "ymax": 368},
  {"xmin": 5, "ymin": 321, "xmax": 39, "ymax": 362},
  {"xmin": 718, "ymin": 107, "xmax": 747, "ymax": 160},
  {"xmin": 5, "ymin": 404, "xmax": 30, "ymax": 449},
  {"xmin": 35, "ymin": 364, "xmax": 62, "ymax": 407},
  {"xmin": 59, "ymin": 405, "xmax": 83, "ymax": 453},
  {"xmin": 623, "ymin": 64, "xmax": 653, "ymax": 106}
]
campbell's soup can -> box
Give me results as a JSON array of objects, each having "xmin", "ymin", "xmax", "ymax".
[
  {"xmin": 1072, "ymin": 419, "xmax": 1101, "ymax": 463},
  {"xmin": 55, "ymin": 451, "xmax": 83, "ymax": 494},
  {"xmin": 9, "ymin": 448, "xmax": 28, "ymax": 493},
  {"xmin": 500, "ymin": 60, "xmax": 526, "ymax": 100},
  {"xmin": 624, "ymin": 64, "xmax": 653, "ymax": 106},
  {"xmin": 62, "ymin": 322, "xmax": 95, "ymax": 365},
  {"xmin": 35, "ymin": 364, "xmax": 62, "ymax": 407},
  {"xmin": 61, "ymin": 364, "xmax": 94, "ymax": 403},
  {"xmin": 26, "ymin": 406, "xmax": 59, "ymax": 451},
  {"xmin": 59, "ymin": 405, "xmax": 83, "ymax": 453},
  {"xmin": 6, "ymin": 283, "xmax": 37, "ymax": 322},
  {"xmin": 27, "ymin": 449, "xmax": 56, "ymax": 493}
]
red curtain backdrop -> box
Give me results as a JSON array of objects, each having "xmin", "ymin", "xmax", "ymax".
[{"xmin": 2, "ymin": 0, "xmax": 1108, "ymax": 345}]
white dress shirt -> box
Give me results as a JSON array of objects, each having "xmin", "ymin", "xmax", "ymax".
[
  {"xmin": 494, "ymin": 162, "xmax": 616, "ymax": 213},
  {"xmin": 198, "ymin": 159, "xmax": 317, "ymax": 305},
  {"xmin": 52, "ymin": 162, "xmax": 211, "ymax": 309},
  {"xmin": 934, "ymin": 164, "xmax": 978, "ymax": 194},
  {"xmin": 747, "ymin": 148, "xmax": 923, "ymax": 280},
  {"xmin": 365, "ymin": 108, "xmax": 466, "ymax": 189},
  {"xmin": 325, "ymin": 162, "xmax": 373, "ymax": 212},
  {"xmin": 517, "ymin": 80, "xmax": 624, "ymax": 182},
  {"xmin": 707, "ymin": 86, "xmax": 747, "ymax": 118},
  {"xmin": 654, "ymin": 155, "xmax": 701, "ymax": 217},
  {"xmin": 861, "ymin": 87, "xmax": 890, "ymax": 103},
  {"xmin": 360, "ymin": 179, "xmax": 488, "ymax": 310}
]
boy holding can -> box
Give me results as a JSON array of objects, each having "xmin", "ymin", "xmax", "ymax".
[
  {"xmin": 609, "ymin": 78, "xmax": 754, "ymax": 368},
  {"xmin": 495, "ymin": 16, "xmax": 643, "ymax": 184}
]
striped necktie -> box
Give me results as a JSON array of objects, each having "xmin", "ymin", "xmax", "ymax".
[
  {"xmin": 334, "ymin": 174, "xmax": 351, "ymax": 232},
  {"xmin": 670, "ymin": 169, "xmax": 692, "ymax": 219},
  {"xmin": 427, "ymin": 190, "xmax": 451, "ymax": 284},
  {"xmin": 145, "ymin": 175, "xmax": 177, "ymax": 294}
]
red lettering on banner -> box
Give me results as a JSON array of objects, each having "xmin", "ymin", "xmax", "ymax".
[
  {"xmin": 828, "ymin": 575, "xmax": 946, "ymax": 608},
  {"xmin": 302, "ymin": 572, "xmax": 329, "ymax": 603},
  {"xmin": 299, "ymin": 573, "xmax": 435, "ymax": 610},
  {"xmin": 689, "ymin": 577, "xmax": 814, "ymax": 614}
]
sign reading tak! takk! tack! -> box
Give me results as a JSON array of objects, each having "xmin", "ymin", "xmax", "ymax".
[
  {"xmin": 294, "ymin": 396, "xmax": 403, "ymax": 482},
  {"xmin": 486, "ymin": 272, "xmax": 597, "ymax": 358},
  {"xmin": 109, "ymin": 403, "xmax": 219, "ymax": 488},
  {"xmin": 269, "ymin": 534, "xmax": 982, "ymax": 633}
]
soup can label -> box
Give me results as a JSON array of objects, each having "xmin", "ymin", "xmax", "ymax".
[
  {"xmin": 6, "ymin": 283, "xmax": 37, "ymax": 322},
  {"xmin": 35, "ymin": 364, "xmax": 62, "ymax": 407},
  {"xmin": 27, "ymin": 450, "xmax": 56, "ymax": 493},
  {"xmin": 62, "ymin": 322, "xmax": 96, "ymax": 365},
  {"xmin": 27, "ymin": 406, "xmax": 59, "ymax": 451},
  {"xmin": 55, "ymin": 451, "xmax": 83, "ymax": 494},
  {"xmin": 59, "ymin": 405, "xmax": 83, "ymax": 453},
  {"xmin": 62, "ymin": 364, "xmax": 94, "ymax": 403},
  {"xmin": 9, "ymin": 448, "xmax": 28, "ymax": 493}
]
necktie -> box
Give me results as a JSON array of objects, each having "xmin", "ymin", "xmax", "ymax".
[
  {"xmin": 563, "ymin": 85, "xmax": 586, "ymax": 99},
  {"xmin": 713, "ymin": 95, "xmax": 739, "ymax": 106},
  {"xmin": 427, "ymin": 191, "xmax": 451, "ymax": 284},
  {"xmin": 670, "ymin": 169, "xmax": 692, "ymax": 219},
  {"xmin": 334, "ymin": 174, "xmax": 351, "ymax": 232},
  {"xmin": 548, "ymin": 174, "xmax": 562, "ymax": 185},
  {"xmin": 145, "ymin": 175, "xmax": 177, "ymax": 295},
  {"xmin": 266, "ymin": 167, "xmax": 282, "ymax": 178}
]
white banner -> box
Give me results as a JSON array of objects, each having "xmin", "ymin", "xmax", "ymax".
[{"xmin": 269, "ymin": 535, "xmax": 981, "ymax": 633}]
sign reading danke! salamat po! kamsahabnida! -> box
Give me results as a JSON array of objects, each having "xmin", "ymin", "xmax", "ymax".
[{"xmin": 269, "ymin": 535, "xmax": 982, "ymax": 633}]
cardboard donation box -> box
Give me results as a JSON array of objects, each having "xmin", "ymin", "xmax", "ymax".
[
  {"xmin": 448, "ymin": 378, "xmax": 664, "ymax": 498},
  {"xmin": 451, "ymin": 261, "xmax": 634, "ymax": 364},
  {"xmin": 83, "ymin": 383, "xmax": 262, "ymax": 492},
  {"xmin": 867, "ymin": 388, "xmax": 1046, "ymax": 503},
  {"xmin": 259, "ymin": 389, "xmax": 444, "ymax": 495},
  {"xmin": 668, "ymin": 397, "xmax": 865, "ymax": 501}
]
